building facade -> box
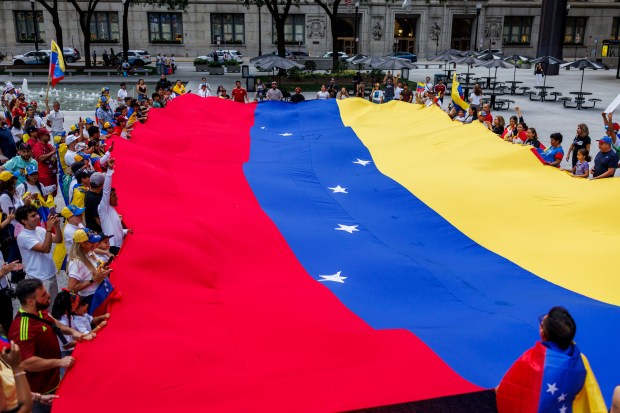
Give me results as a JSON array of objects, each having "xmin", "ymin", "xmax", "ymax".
[{"xmin": 1, "ymin": 0, "xmax": 619, "ymax": 62}]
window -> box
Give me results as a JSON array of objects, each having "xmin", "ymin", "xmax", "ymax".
[
  {"xmin": 90, "ymin": 12, "xmax": 120, "ymax": 42},
  {"xmin": 564, "ymin": 17, "xmax": 586, "ymax": 45},
  {"xmin": 148, "ymin": 12, "xmax": 183, "ymax": 43},
  {"xmin": 502, "ymin": 17, "xmax": 532, "ymax": 45},
  {"xmin": 211, "ymin": 14, "xmax": 245, "ymax": 45},
  {"xmin": 611, "ymin": 17, "xmax": 620, "ymax": 41},
  {"xmin": 14, "ymin": 11, "xmax": 45, "ymax": 43},
  {"xmin": 272, "ymin": 14, "xmax": 305, "ymax": 45}
]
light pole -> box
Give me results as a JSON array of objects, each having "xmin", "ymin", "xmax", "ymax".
[
  {"xmin": 122, "ymin": 0, "xmax": 129, "ymax": 63},
  {"xmin": 473, "ymin": 2, "xmax": 482, "ymax": 51},
  {"xmin": 354, "ymin": 0, "xmax": 360, "ymax": 55},
  {"xmin": 30, "ymin": 0, "xmax": 39, "ymax": 52}
]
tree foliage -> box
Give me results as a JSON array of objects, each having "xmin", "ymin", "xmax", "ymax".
[{"xmin": 240, "ymin": 0, "xmax": 299, "ymax": 59}]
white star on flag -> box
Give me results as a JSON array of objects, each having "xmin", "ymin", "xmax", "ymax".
[
  {"xmin": 328, "ymin": 185, "xmax": 348, "ymax": 193},
  {"xmin": 558, "ymin": 393, "xmax": 567, "ymax": 402},
  {"xmin": 260, "ymin": 126, "xmax": 266, "ymax": 130},
  {"xmin": 353, "ymin": 158, "xmax": 371, "ymax": 166},
  {"xmin": 335, "ymin": 224, "xmax": 359, "ymax": 234},
  {"xmin": 559, "ymin": 405, "xmax": 567, "ymax": 413},
  {"xmin": 318, "ymin": 271, "xmax": 347, "ymax": 283},
  {"xmin": 546, "ymin": 383, "xmax": 558, "ymax": 395},
  {"xmin": 279, "ymin": 132, "xmax": 293, "ymax": 136}
]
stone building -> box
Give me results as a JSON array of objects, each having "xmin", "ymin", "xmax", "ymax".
[{"xmin": 0, "ymin": 0, "xmax": 618, "ymax": 63}]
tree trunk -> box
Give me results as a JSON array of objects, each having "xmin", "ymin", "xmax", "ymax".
[
  {"xmin": 330, "ymin": 13, "xmax": 338, "ymax": 68},
  {"xmin": 52, "ymin": 13, "xmax": 63, "ymax": 51},
  {"xmin": 122, "ymin": 0, "xmax": 130, "ymax": 62},
  {"xmin": 275, "ymin": 18, "xmax": 287, "ymax": 76}
]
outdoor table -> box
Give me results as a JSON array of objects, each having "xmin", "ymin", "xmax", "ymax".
[
  {"xmin": 478, "ymin": 76, "xmax": 496, "ymax": 89},
  {"xmin": 504, "ymin": 80, "xmax": 523, "ymax": 95},
  {"xmin": 530, "ymin": 86, "xmax": 555, "ymax": 102},
  {"xmin": 566, "ymin": 91, "xmax": 594, "ymax": 110}
]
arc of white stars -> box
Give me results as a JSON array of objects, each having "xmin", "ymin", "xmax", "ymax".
[
  {"xmin": 546, "ymin": 383, "xmax": 558, "ymax": 395},
  {"xmin": 557, "ymin": 393, "xmax": 566, "ymax": 402},
  {"xmin": 279, "ymin": 132, "xmax": 293, "ymax": 136}
]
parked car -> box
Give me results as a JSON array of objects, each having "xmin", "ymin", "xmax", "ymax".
[
  {"xmin": 116, "ymin": 50, "xmax": 152, "ymax": 66},
  {"xmin": 63, "ymin": 47, "xmax": 81, "ymax": 62},
  {"xmin": 322, "ymin": 51, "xmax": 350, "ymax": 60},
  {"xmin": 12, "ymin": 50, "xmax": 50, "ymax": 65},
  {"xmin": 291, "ymin": 51, "xmax": 309, "ymax": 58},
  {"xmin": 197, "ymin": 50, "xmax": 243, "ymax": 64},
  {"xmin": 384, "ymin": 52, "xmax": 418, "ymax": 62}
]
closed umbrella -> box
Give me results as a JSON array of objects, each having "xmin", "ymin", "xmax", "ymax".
[
  {"xmin": 530, "ymin": 56, "xmax": 565, "ymax": 88},
  {"xmin": 560, "ymin": 58, "xmax": 604, "ymax": 94}
]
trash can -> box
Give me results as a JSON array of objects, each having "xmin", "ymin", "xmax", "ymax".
[
  {"xmin": 242, "ymin": 65, "xmax": 249, "ymax": 78},
  {"xmin": 247, "ymin": 76, "xmax": 256, "ymax": 93}
]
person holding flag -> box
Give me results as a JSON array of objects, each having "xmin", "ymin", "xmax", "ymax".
[{"xmin": 449, "ymin": 73, "xmax": 470, "ymax": 118}]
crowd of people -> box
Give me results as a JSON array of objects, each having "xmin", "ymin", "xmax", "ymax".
[
  {"xmin": 0, "ymin": 72, "xmax": 618, "ymax": 412},
  {"xmin": 0, "ymin": 79, "xmax": 137, "ymax": 412}
]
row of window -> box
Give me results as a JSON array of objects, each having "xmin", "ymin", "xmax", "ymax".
[{"xmin": 13, "ymin": 11, "xmax": 620, "ymax": 47}]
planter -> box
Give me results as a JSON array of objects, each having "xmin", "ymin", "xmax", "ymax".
[
  {"xmin": 209, "ymin": 66, "xmax": 225, "ymax": 75},
  {"xmin": 226, "ymin": 65, "xmax": 241, "ymax": 73},
  {"xmin": 195, "ymin": 64, "xmax": 209, "ymax": 72}
]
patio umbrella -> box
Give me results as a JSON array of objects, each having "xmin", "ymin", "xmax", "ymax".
[
  {"xmin": 349, "ymin": 54, "xmax": 368, "ymax": 64},
  {"xmin": 429, "ymin": 49, "xmax": 464, "ymax": 75},
  {"xmin": 477, "ymin": 51, "xmax": 505, "ymax": 77},
  {"xmin": 456, "ymin": 56, "xmax": 483, "ymax": 78},
  {"xmin": 374, "ymin": 57, "xmax": 418, "ymax": 71},
  {"xmin": 250, "ymin": 54, "xmax": 303, "ymax": 70},
  {"xmin": 504, "ymin": 54, "xmax": 532, "ymax": 83},
  {"xmin": 560, "ymin": 58, "xmax": 604, "ymax": 94},
  {"xmin": 530, "ymin": 56, "xmax": 565, "ymax": 88}
]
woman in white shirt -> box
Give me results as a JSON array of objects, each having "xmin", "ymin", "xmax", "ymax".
[
  {"xmin": 67, "ymin": 229, "xmax": 111, "ymax": 307},
  {"xmin": 469, "ymin": 84, "xmax": 483, "ymax": 110},
  {"xmin": 10, "ymin": 115, "xmax": 22, "ymax": 143},
  {"xmin": 336, "ymin": 87, "xmax": 349, "ymax": 100},
  {"xmin": 316, "ymin": 85, "xmax": 330, "ymax": 100}
]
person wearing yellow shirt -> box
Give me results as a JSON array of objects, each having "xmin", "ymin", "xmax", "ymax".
[
  {"xmin": 71, "ymin": 170, "xmax": 92, "ymax": 208},
  {"xmin": 171, "ymin": 80, "xmax": 186, "ymax": 97}
]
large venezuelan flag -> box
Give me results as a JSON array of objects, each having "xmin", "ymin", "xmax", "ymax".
[{"xmin": 54, "ymin": 96, "xmax": 619, "ymax": 412}]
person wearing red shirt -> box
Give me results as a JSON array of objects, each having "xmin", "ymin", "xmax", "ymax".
[
  {"xmin": 231, "ymin": 81, "xmax": 249, "ymax": 103},
  {"xmin": 434, "ymin": 79, "xmax": 446, "ymax": 105},
  {"xmin": 8, "ymin": 279, "xmax": 90, "ymax": 412},
  {"xmin": 31, "ymin": 128, "xmax": 58, "ymax": 188}
]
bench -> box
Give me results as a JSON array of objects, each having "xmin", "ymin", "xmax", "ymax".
[
  {"xmin": 549, "ymin": 91, "xmax": 562, "ymax": 97},
  {"xmin": 6, "ymin": 68, "xmax": 76, "ymax": 77},
  {"xmin": 516, "ymin": 86, "xmax": 530, "ymax": 95},
  {"xmin": 493, "ymin": 99, "xmax": 515, "ymax": 111},
  {"xmin": 83, "ymin": 68, "xmax": 118, "ymax": 77},
  {"xmin": 559, "ymin": 97, "xmax": 573, "ymax": 108},
  {"xmin": 588, "ymin": 98, "xmax": 602, "ymax": 108}
]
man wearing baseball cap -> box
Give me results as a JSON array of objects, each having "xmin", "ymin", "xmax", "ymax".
[
  {"xmin": 591, "ymin": 137, "xmax": 619, "ymax": 180},
  {"xmin": 0, "ymin": 142, "xmax": 38, "ymax": 184}
]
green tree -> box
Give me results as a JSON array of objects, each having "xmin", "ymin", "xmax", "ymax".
[{"xmin": 35, "ymin": 0, "xmax": 64, "ymax": 55}]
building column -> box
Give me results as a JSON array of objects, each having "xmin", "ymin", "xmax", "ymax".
[{"xmin": 536, "ymin": 0, "xmax": 567, "ymax": 75}]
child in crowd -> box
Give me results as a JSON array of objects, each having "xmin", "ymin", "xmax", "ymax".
[
  {"xmin": 563, "ymin": 148, "xmax": 591, "ymax": 178},
  {"xmin": 51, "ymin": 290, "xmax": 81, "ymax": 356},
  {"xmin": 73, "ymin": 298, "xmax": 109, "ymax": 335}
]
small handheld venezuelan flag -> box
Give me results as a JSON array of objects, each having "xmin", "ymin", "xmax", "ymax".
[
  {"xmin": 0, "ymin": 334, "xmax": 10, "ymax": 351},
  {"xmin": 49, "ymin": 40, "xmax": 65, "ymax": 87}
]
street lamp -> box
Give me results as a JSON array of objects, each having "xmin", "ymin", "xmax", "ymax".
[
  {"xmin": 29, "ymin": 0, "xmax": 39, "ymax": 52},
  {"xmin": 473, "ymin": 2, "xmax": 482, "ymax": 52},
  {"xmin": 354, "ymin": 0, "xmax": 360, "ymax": 55}
]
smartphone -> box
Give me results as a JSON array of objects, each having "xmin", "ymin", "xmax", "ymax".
[
  {"xmin": 49, "ymin": 207, "xmax": 56, "ymax": 216},
  {"xmin": 8, "ymin": 207, "xmax": 15, "ymax": 214},
  {"xmin": 103, "ymin": 255, "xmax": 115, "ymax": 268}
]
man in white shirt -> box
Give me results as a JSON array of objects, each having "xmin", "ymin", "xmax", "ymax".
[
  {"xmin": 98, "ymin": 159, "xmax": 129, "ymax": 255},
  {"xmin": 61, "ymin": 204, "xmax": 85, "ymax": 254},
  {"xmin": 44, "ymin": 100, "xmax": 64, "ymax": 137},
  {"xmin": 197, "ymin": 83, "xmax": 210, "ymax": 97},
  {"xmin": 16, "ymin": 204, "xmax": 62, "ymax": 306},
  {"xmin": 117, "ymin": 82, "xmax": 128, "ymax": 107}
]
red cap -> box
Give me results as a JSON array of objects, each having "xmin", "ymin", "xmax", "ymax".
[
  {"xmin": 613, "ymin": 123, "xmax": 620, "ymax": 132},
  {"xmin": 116, "ymin": 116, "xmax": 127, "ymax": 123},
  {"xmin": 37, "ymin": 128, "xmax": 51, "ymax": 135},
  {"xmin": 30, "ymin": 101, "xmax": 38, "ymax": 106}
]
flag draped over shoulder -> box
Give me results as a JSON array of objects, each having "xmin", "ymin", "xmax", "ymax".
[
  {"xmin": 49, "ymin": 40, "xmax": 65, "ymax": 87},
  {"xmin": 451, "ymin": 73, "xmax": 469, "ymax": 112},
  {"xmin": 496, "ymin": 342, "xmax": 606, "ymax": 413}
]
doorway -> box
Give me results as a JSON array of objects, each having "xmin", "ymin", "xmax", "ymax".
[
  {"xmin": 394, "ymin": 16, "xmax": 417, "ymax": 53},
  {"xmin": 335, "ymin": 16, "xmax": 356, "ymax": 54},
  {"xmin": 451, "ymin": 17, "xmax": 472, "ymax": 51}
]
